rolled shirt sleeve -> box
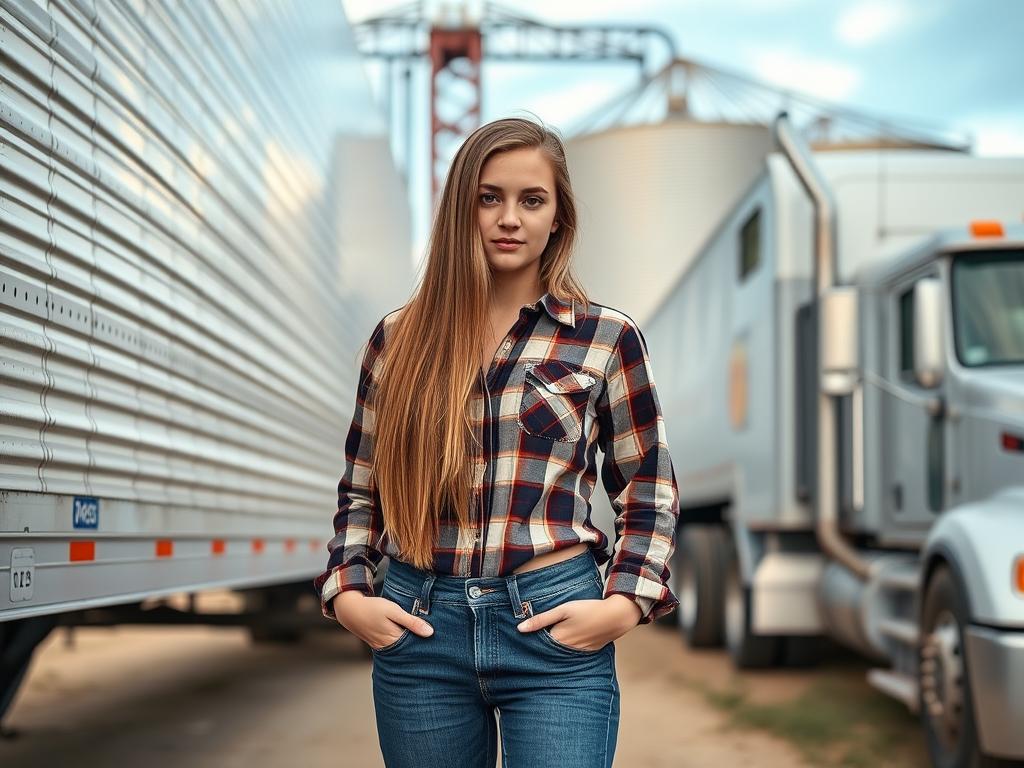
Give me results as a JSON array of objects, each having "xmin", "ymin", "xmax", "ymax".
[
  {"xmin": 312, "ymin": 316, "xmax": 388, "ymax": 620},
  {"xmin": 595, "ymin": 318, "xmax": 680, "ymax": 624}
]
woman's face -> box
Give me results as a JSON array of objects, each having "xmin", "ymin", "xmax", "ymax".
[{"xmin": 477, "ymin": 146, "xmax": 559, "ymax": 279}]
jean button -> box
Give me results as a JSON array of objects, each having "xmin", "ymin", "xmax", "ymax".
[{"xmin": 468, "ymin": 585, "xmax": 482, "ymax": 598}]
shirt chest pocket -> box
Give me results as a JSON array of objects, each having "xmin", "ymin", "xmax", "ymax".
[{"xmin": 517, "ymin": 360, "xmax": 597, "ymax": 442}]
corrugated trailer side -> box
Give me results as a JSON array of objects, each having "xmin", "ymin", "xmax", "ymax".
[{"xmin": 0, "ymin": 0, "xmax": 410, "ymax": 634}]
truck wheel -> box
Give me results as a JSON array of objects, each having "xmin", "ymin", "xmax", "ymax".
[
  {"xmin": 918, "ymin": 565, "xmax": 1003, "ymax": 768},
  {"xmin": 674, "ymin": 525, "xmax": 728, "ymax": 647},
  {"xmin": 724, "ymin": 546, "xmax": 782, "ymax": 668}
]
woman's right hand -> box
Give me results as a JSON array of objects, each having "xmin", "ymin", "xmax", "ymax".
[{"xmin": 333, "ymin": 590, "xmax": 435, "ymax": 650}]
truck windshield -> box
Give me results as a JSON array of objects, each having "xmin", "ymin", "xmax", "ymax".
[{"xmin": 951, "ymin": 249, "xmax": 1024, "ymax": 366}]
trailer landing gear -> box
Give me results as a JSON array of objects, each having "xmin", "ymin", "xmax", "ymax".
[{"xmin": 0, "ymin": 615, "xmax": 58, "ymax": 736}]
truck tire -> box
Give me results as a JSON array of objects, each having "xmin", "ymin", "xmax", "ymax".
[
  {"xmin": 724, "ymin": 545, "xmax": 782, "ymax": 668},
  {"xmin": 919, "ymin": 565, "xmax": 1011, "ymax": 768},
  {"xmin": 674, "ymin": 525, "xmax": 728, "ymax": 647}
]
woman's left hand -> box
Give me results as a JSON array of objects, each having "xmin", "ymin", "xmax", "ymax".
[{"xmin": 516, "ymin": 594, "xmax": 642, "ymax": 651}]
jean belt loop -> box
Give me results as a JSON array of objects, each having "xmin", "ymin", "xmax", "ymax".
[
  {"xmin": 417, "ymin": 573, "xmax": 436, "ymax": 615},
  {"xmin": 506, "ymin": 573, "xmax": 528, "ymax": 619}
]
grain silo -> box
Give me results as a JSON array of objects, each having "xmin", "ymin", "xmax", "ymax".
[
  {"xmin": 567, "ymin": 119, "xmax": 772, "ymax": 326},
  {"xmin": 563, "ymin": 58, "xmax": 967, "ymax": 327}
]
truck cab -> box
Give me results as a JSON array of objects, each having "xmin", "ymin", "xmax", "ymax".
[
  {"xmin": 862, "ymin": 230, "xmax": 1024, "ymax": 544},
  {"xmin": 864, "ymin": 230, "xmax": 1024, "ymax": 763}
]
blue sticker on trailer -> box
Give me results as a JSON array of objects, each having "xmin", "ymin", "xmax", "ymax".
[{"xmin": 72, "ymin": 496, "xmax": 99, "ymax": 529}]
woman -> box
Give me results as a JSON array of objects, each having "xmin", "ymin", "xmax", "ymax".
[{"xmin": 313, "ymin": 116, "xmax": 680, "ymax": 767}]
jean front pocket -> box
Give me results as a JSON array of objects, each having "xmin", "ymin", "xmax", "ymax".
[
  {"xmin": 517, "ymin": 360, "xmax": 596, "ymax": 443},
  {"xmin": 522, "ymin": 576, "xmax": 607, "ymax": 656},
  {"xmin": 371, "ymin": 579, "xmax": 419, "ymax": 655}
]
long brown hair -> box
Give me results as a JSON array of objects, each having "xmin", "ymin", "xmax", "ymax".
[{"xmin": 370, "ymin": 116, "xmax": 590, "ymax": 569}]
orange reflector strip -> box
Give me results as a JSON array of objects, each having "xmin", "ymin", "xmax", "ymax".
[
  {"xmin": 211, "ymin": 539, "xmax": 226, "ymax": 555},
  {"xmin": 970, "ymin": 220, "xmax": 1004, "ymax": 237},
  {"xmin": 285, "ymin": 539, "xmax": 295, "ymax": 552},
  {"xmin": 155, "ymin": 540, "xmax": 173, "ymax": 558},
  {"xmin": 1016, "ymin": 556, "xmax": 1024, "ymax": 595},
  {"xmin": 252, "ymin": 538, "xmax": 264, "ymax": 554},
  {"xmin": 69, "ymin": 541, "xmax": 95, "ymax": 561}
]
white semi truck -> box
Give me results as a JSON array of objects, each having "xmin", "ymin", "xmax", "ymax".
[{"xmin": 655, "ymin": 112, "xmax": 1024, "ymax": 766}]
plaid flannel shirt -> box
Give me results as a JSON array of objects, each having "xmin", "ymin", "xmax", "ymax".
[{"xmin": 313, "ymin": 291, "xmax": 680, "ymax": 624}]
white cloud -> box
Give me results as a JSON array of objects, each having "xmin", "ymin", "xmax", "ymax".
[
  {"xmin": 510, "ymin": 0, "xmax": 663, "ymax": 21},
  {"xmin": 748, "ymin": 48, "xmax": 861, "ymax": 103},
  {"xmin": 500, "ymin": 78, "xmax": 629, "ymax": 127},
  {"xmin": 716, "ymin": 0, "xmax": 808, "ymax": 7},
  {"xmin": 836, "ymin": 1, "xmax": 909, "ymax": 47},
  {"xmin": 345, "ymin": 0, "xmax": 808, "ymax": 25}
]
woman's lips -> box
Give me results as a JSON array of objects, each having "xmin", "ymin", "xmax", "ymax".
[{"xmin": 493, "ymin": 240, "xmax": 523, "ymax": 251}]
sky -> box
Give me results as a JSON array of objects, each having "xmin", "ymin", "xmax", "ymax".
[{"xmin": 340, "ymin": 0, "xmax": 1024, "ymax": 261}]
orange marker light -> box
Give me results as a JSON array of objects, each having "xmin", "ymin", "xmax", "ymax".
[
  {"xmin": 1016, "ymin": 556, "xmax": 1024, "ymax": 596},
  {"xmin": 970, "ymin": 220, "xmax": 1004, "ymax": 238},
  {"xmin": 70, "ymin": 541, "xmax": 96, "ymax": 561}
]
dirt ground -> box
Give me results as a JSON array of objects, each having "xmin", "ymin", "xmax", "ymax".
[{"xmin": 1, "ymin": 597, "xmax": 927, "ymax": 767}]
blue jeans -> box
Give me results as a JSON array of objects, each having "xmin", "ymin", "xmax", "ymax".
[{"xmin": 371, "ymin": 547, "xmax": 621, "ymax": 767}]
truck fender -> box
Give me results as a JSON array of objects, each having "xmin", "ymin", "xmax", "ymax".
[{"xmin": 923, "ymin": 486, "xmax": 1024, "ymax": 628}]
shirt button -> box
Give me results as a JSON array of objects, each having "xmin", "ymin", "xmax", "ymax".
[{"xmin": 469, "ymin": 585, "xmax": 482, "ymax": 598}]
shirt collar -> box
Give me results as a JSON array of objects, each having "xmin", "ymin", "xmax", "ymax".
[{"xmin": 523, "ymin": 291, "xmax": 582, "ymax": 329}]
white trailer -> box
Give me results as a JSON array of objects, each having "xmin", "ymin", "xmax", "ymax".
[
  {"xmin": 653, "ymin": 112, "xmax": 1024, "ymax": 766},
  {"xmin": 0, "ymin": 0, "xmax": 410, "ymax": 728}
]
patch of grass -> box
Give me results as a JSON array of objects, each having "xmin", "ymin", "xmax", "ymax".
[
  {"xmin": 703, "ymin": 686, "xmax": 745, "ymax": 712},
  {"xmin": 697, "ymin": 674, "xmax": 925, "ymax": 767}
]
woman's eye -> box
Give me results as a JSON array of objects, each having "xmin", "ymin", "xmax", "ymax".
[{"xmin": 479, "ymin": 193, "xmax": 544, "ymax": 207}]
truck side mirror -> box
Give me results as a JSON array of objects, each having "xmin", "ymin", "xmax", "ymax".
[
  {"xmin": 914, "ymin": 277, "xmax": 945, "ymax": 389},
  {"xmin": 820, "ymin": 286, "xmax": 859, "ymax": 396}
]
